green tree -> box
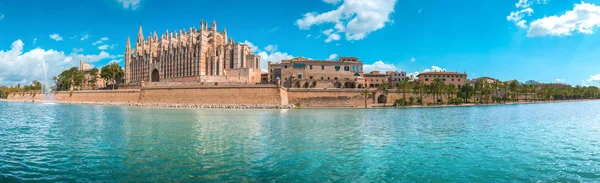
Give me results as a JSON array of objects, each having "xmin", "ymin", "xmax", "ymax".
[
  {"xmin": 397, "ymin": 78, "xmax": 412, "ymax": 102},
  {"xmin": 360, "ymin": 89, "xmax": 372, "ymax": 108},
  {"xmin": 100, "ymin": 63, "xmax": 124, "ymax": 90},
  {"xmin": 88, "ymin": 68, "xmax": 99, "ymax": 90},
  {"xmin": 55, "ymin": 67, "xmax": 84, "ymax": 91},
  {"xmin": 413, "ymin": 80, "xmax": 426, "ymax": 106}
]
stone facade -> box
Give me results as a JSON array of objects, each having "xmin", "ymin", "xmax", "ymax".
[
  {"xmin": 124, "ymin": 20, "xmax": 261, "ymax": 85},
  {"xmin": 417, "ymin": 71, "xmax": 468, "ymax": 88},
  {"xmin": 364, "ymin": 71, "xmax": 390, "ymax": 88},
  {"xmin": 80, "ymin": 60, "xmax": 106, "ymax": 90},
  {"xmin": 387, "ymin": 71, "xmax": 408, "ymax": 86},
  {"xmin": 268, "ymin": 57, "xmax": 365, "ymax": 88}
]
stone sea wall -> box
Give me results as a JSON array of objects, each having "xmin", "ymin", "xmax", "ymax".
[{"xmin": 7, "ymin": 87, "xmax": 445, "ymax": 108}]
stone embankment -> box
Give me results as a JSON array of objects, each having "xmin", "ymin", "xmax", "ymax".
[{"xmin": 2, "ymin": 99, "xmax": 296, "ymax": 109}]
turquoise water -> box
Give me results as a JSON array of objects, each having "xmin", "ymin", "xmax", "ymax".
[{"xmin": 1, "ymin": 101, "xmax": 600, "ymax": 182}]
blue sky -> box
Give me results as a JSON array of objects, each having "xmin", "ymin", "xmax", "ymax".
[{"xmin": 1, "ymin": 0, "xmax": 600, "ymax": 86}]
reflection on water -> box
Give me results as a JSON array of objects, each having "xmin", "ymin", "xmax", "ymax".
[{"xmin": 1, "ymin": 101, "xmax": 600, "ymax": 182}]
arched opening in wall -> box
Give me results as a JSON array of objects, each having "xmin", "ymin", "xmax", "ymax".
[
  {"xmin": 151, "ymin": 69, "xmax": 160, "ymax": 82},
  {"xmin": 377, "ymin": 95, "xmax": 387, "ymax": 104}
]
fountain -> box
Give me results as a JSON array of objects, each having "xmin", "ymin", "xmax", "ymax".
[{"xmin": 41, "ymin": 59, "xmax": 55, "ymax": 103}]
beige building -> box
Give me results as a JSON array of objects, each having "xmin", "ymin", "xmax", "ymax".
[
  {"xmin": 364, "ymin": 71, "xmax": 390, "ymax": 88},
  {"xmin": 79, "ymin": 60, "xmax": 106, "ymax": 90},
  {"xmin": 417, "ymin": 71, "xmax": 467, "ymax": 88},
  {"xmin": 387, "ymin": 71, "xmax": 408, "ymax": 86},
  {"xmin": 124, "ymin": 20, "xmax": 261, "ymax": 85},
  {"xmin": 268, "ymin": 57, "xmax": 364, "ymax": 88}
]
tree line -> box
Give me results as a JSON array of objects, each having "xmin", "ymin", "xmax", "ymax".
[
  {"xmin": 360, "ymin": 78, "xmax": 600, "ymax": 107},
  {"xmin": 53, "ymin": 62, "xmax": 123, "ymax": 91},
  {"xmin": 0, "ymin": 81, "xmax": 42, "ymax": 99}
]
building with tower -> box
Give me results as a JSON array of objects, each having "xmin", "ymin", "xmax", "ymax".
[{"xmin": 124, "ymin": 20, "xmax": 262, "ymax": 85}]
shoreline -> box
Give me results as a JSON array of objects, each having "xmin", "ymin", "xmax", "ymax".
[
  {"xmin": 0, "ymin": 100, "xmax": 297, "ymax": 109},
  {"xmin": 301, "ymin": 99, "xmax": 599, "ymax": 109},
  {"xmin": 1, "ymin": 98, "xmax": 597, "ymax": 110}
]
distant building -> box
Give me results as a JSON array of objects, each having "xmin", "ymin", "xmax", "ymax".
[
  {"xmin": 268, "ymin": 57, "xmax": 364, "ymax": 88},
  {"xmin": 386, "ymin": 71, "xmax": 407, "ymax": 86},
  {"xmin": 79, "ymin": 60, "xmax": 106, "ymax": 90},
  {"xmin": 364, "ymin": 71, "xmax": 390, "ymax": 88},
  {"xmin": 417, "ymin": 71, "xmax": 467, "ymax": 88},
  {"xmin": 469, "ymin": 76, "xmax": 498, "ymax": 86},
  {"xmin": 260, "ymin": 73, "xmax": 269, "ymax": 84}
]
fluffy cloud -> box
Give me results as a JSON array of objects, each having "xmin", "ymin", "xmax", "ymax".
[
  {"xmin": 323, "ymin": 0, "xmax": 341, "ymax": 4},
  {"xmin": 423, "ymin": 65, "xmax": 446, "ymax": 72},
  {"xmin": 363, "ymin": 61, "xmax": 397, "ymax": 73},
  {"xmin": 244, "ymin": 41, "xmax": 295, "ymax": 72},
  {"xmin": 116, "ymin": 0, "xmax": 140, "ymax": 10},
  {"xmin": 32, "ymin": 38, "xmax": 37, "ymax": 45},
  {"xmin": 0, "ymin": 40, "xmax": 112, "ymax": 85},
  {"xmin": 98, "ymin": 44, "xmax": 117, "ymax": 50},
  {"xmin": 528, "ymin": 2, "xmax": 600, "ymax": 37},
  {"xmin": 264, "ymin": 45, "xmax": 277, "ymax": 52},
  {"xmin": 410, "ymin": 57, "xmax": 416, "ymax": 62},
  {"xmin": 589, "ymin": 74, "xmax": 600, "ymax": 83},
  {"xmin": 325, "ymin": 33, "xmax": 341, "ymax": 42},
  {"xmin": 49, "ymin": 34, "xmax": 63, "ymax": 41},
  {"xmin": 80, "ymin": 34, "xmax": 89, "ymax": 41},
  {"xmin": 327, "ymin": 54, "xmax": 338, "ymax": 60},
  {"xmin": 296, "ymin": 0, "xmax": 397, "ymax": 42},
  {"xmin": 516, "ymin": 0, "xmax": 548, "ymax": 8},
  {"xmin": 555, "ymin": 78, "xmax": 565, "ymax": 83},
  {"xmin": 242, "ymin": 40, "xmax": 259, "ymax": 52},
  {"xmin": 92, "ymin": 37, "xmax": 109, "ymax": 46},
  {"xmin": 507, "ymin": 8, "xmax": 534, "ymax": 28},
  {"xmin": 72, "ymin": 48, "xmax": 84, "ymax": 53}
]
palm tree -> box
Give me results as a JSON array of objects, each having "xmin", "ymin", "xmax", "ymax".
[
  {"xmin": 447, "ymin": 83, "xmax": 456, "ymax": 99},
  {"xmin": 413, "ymin": 80, "xmax": 426, "ymax": 106},
  {"xmin": 398, "ymin": 78, "xmax": 411, "ymax": 102},
  {"xmin": 508, "ymin": 80, "xmax": 519, "ymax": 102},
  {"xmin": 360, "ymin": 89, "xmax": 372, "ymax": 108}
]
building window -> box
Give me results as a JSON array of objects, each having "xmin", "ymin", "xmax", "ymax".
[
  {"xmin": 284, "ymin": 65, "xmax": 288, "ymax": 69},
  {"xmin": 443, "ymin": 78, "xmax": 446, "ymax": 81},
  {"xmin": 335, "ymin": 66, "xmax": 340, "ymax": 71},
  {"xmin": 328, "ymin": 77, "xmax": 330, "ymax": 80},
  {"xmin": 298, "ymin": 74, "xmax": 303, "ymax": 79},
  {"xmin": 334, "ymin": 77, "xmax": 338, "ymax": 80},
  {"xmin": 310, "ymin": 65, "xmax": 313, "ymax": 70},
  {"xmin": 425, "ymin": 78, "xmax": 429, "ymax": 81},
  {"xmin": 322, "ymin": 65, "xmax": 325, "ymax": 70},
  {"xmin": 458, "ymin": 79, "xmax": 461, "ymax": 81},
  {"xmin": 321, "ymin": 77, "xmax": 324, "ymax": 80},
  {"xmin": 309, "ymin": 76, "xmax": 313, "ymax": 80},
  {"xmin": 344, "ymin": 66, "xmax": 350, "ymax": 71}
]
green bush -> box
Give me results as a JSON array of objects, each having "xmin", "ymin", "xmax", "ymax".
[
  {"xmin": 447, "ymin": 97, "xmax": 464, "ymax": 105},
  {"xmin": 409, "ymin": 97, "xmax": 415, "ymax": 105}
]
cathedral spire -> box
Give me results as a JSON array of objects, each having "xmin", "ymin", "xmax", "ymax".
[
  {"xmin": 126, "ymin": 36, "xmax": 131, "ymax": 50},
  {"xmin": 212, "ymin": 19, "xmax": 217, "ymax": 30},
  {"xmin": 153, "ymin": 30, "xmax": 158, "ymax": 40},
  {"xmin": 137, "ymin": 25, "xmax": 144, "ymax": 41}
]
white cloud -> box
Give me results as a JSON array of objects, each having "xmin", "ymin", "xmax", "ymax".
[
  {"xmin": 516, "ymin": 0, "xmax": 548, "ymax": 8},
  {"xmin": 322, "ymin": 29, "xmax": 335, "ymax": 35},
  {"xmin": 410, "ymin": 57, "xmax": 416, "ymax": 62},
  {"xmin": 244, "ymin": 41, "xmax": 295, "ymax": 72},
  {"xmin": 0, "ymin": 40, "xmax": 112, "ymax": 85},
  {"xmin": 423, "ymin": 65, "xmax": 446, "ymax": 72},
  {"xmin": 32, "ymin": 38, "xmax": 37, "ymax": 45},
  {"xmin": 323, "ymin": 0, "xmax": 341, "ymax": 4},
  {"xmin": 80, "ymin": 34, "xmax": 89, "ymax": 41},
  {"xmin": 98, "ymin": 45, "xmax": 109, "ymax": 50},
  {"xmin": 363, "ymin": 60, "xmax": 397, "ymax": 73},
  {"xmin": 116, "ymin": 0, "xmax": 140, "ymax": 10},
  {"xmin": 555, "ymin": 78, "xmax": 565, "ymax": 83},
  {"xmin": 296, "ymin": 0, "xmax": 397, "ymax": 41},
  {"xmin": 327, "ymin": 54, "xmax": 338, "ymax": 60},
  {"xmin": 407, "ymin": 72, "xmax": 419, "ymax": 79},
  {"xmin": 306, "ymin": 34, "xmax": 312, "ymax": 38},
  {"xmin": 92, "ymin": 37, "xmax": 109, "ymax": 46},
  {"xmin": 528, "ymin": 2, "xmax": 600, "ymax": 37},
  {"xmin": 264, "ymin": 45, "xmax": 277, "ymax": 52},
  {"xmin": 49, "ymin": 34, "xmax": 63, "ymax": 41},
  {"xmin": 589, "ymin": 74, "xmax": 600, "ymax": 83},
  {"xmin": 0, "ymin": 14, "xmax": 4, "ymax": 20},
  {"xmin": 109, "ymin": 59, "xmax": 123, "ymax": 64},
  {"xmin": 507, "ymin": 8, "xmax": 534, "ymax": 28},
  {"xmin": 242, "ymin": 40, "xmax": 259, "ymax": 52},
  {"xmin": 325, "ymin": 33, "xmax": 341, "ymax": 42},
  {"xmin": 258, "ymin": 51, "xmax": 294, "ymax": 72},
  {"xmin": 418, "ymin": 8, "xmax": 423, "ymax": 14},
  {"xmin": 72, "ymin": 48, "xmax": 84, "ymax": 53}
]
